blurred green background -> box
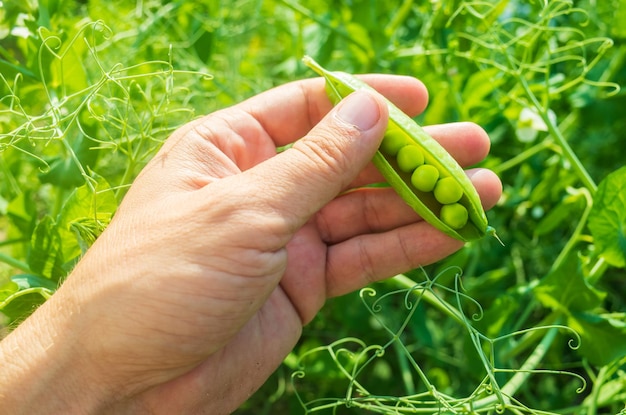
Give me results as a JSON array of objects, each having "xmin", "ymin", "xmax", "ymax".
[{"xmin": 2, "ymin": 0, "xmax": 626, "ymax": 413}]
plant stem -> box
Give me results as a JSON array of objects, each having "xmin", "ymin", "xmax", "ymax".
[
  {"xmin": 471, "ymin": 325, "xmax": 561, "ymax": 411},
  {"xmin": 492, "ymin": 139, "xmax": 555, "ymax": 175},
  {"xmin": 384, "ymin": 0, "xmax": 414, "ymax": 38},
  {"xmin": 513, "ymin": 70, "xmax": 597, "ymax": 192},
  {"xmin": 585, "ymin": 355, "xmax": 626, "ymax": 414},
  {"xmin": 0, "ymin": 252, "xmax": 31, "ymax": 273},
  {"xmin": 541, "ymin": 107, "xmax": 597, "ymax": 192},
  {"xmin": 499, "ymin": 311, "xmax": 558, "ymax": 362},
  {"xmin": 392, "ymin": 274, "xmax": 466, "ymax": 325},
  {"xmin": 551, "ymin": 187, "xmax": 594, "ymax": 271},
  {"xmin": 587, "ymin": 257, "xmax": 608, "ymax": 286},
  {"xmin": 493, "ymin": 110, "xmax": 579, "ymax": 175},
  {"xmin": 492, "ymin": 17, "xmax": 597, "ymax": 192},
  {"xmin": 393, "ymin": 340, "xmax": 416, "ymax": 396}
]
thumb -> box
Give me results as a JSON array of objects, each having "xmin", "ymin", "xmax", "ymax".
[{"xmin": 245, "ymin": 89, "xmax": 389, "ymax": 233}]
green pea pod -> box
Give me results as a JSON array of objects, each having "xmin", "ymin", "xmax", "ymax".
[{"xmin": 303, "ymin": 55, "xmax": 498, "ymax": 243}]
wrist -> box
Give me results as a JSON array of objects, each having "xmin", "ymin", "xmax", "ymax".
[{"xmin": 0, "ymin": 293, "xmax": 108, "ymax": 414}]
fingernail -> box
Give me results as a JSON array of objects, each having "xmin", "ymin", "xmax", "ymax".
[{"xmin": 335, "ymin": 91, "xmax": 381, "ymax": 131}]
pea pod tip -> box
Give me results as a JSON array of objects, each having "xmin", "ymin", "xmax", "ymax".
[{"xmin": 486, "ymin": 226, "xmax": 504, "ymax": 246}]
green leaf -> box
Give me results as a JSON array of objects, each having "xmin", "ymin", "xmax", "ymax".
[
  {"xmin": 38, "ymin": 133, "xmax": 99, "ymax": 189},
  {"xmin": 6, "ymin": 191, "xmax": 36, "ymax": 237},
  {"xmin": 588, "ymin": 166, "xmax": 626, "ymax": 268},
  {"xmin": 568, "ymin": 312, "xmax": 626, "ymax": 366},
  {"xmin": 57, "ymin": 174, "xmax": 117, "ymax": 261},
  {"xmin": 474, "ymin": 295, "xmax": 519, "ymax": 338},
  {"xmin": 534, "ymin": 250, "xmax": 606, "ymax": 313},
  {"xmin": 423, "ymin": 82, "xmax": 453, "ymax": 125},
  {"xmin": 0, "ymin": 287, "xmax": 52, "ymax": 324},
  {"xmin": 345, "ymin": 22, "xmax": 372, "ymax": 64},
  {"xmin": 27, "ymin": 215, "xmax": 65, "ymax": 281},
  {"xmin": 0, "ymin": 275, "xmax": 55, "ymax": 324},
  {"xmin": 12, "ymin": 274, "xmax": 58, "ymax": 291},
  {"xmin": 0, "ymin": 277, "xmax": 19, "ymax": 302},
  {"xmin": 461, "ymin": 68, "xmax": 505, "ymax": 116},
  {"xmin": 589, "ymin": 376, "xmax": 626, "ymax": 407}
]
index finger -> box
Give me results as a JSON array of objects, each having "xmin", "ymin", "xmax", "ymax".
[{"xmin": 239, "ymin": 74, "xmax": 429, "ymax": 147}]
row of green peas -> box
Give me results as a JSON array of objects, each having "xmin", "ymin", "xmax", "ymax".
[{"xmin": 380, "ymin": 126, "xmax": 468, "ymax": 230}]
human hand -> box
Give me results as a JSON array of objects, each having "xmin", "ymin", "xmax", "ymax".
[{"xmin": 0, "ymin": 75, "xmax": 501, "ymax": 414}]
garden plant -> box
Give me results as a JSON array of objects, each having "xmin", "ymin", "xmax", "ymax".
[{"xmin": 1, "ymin": 0, "xmax": 626, "ymax": 413}]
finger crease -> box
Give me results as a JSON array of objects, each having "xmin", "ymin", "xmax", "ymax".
[
  {"xmin": 362, "ymin": 190, "xmax": 384, "ymax": 233},
  {"xmin": 358, "ymin": 237, "xmax": 378, "ymax": 286}
]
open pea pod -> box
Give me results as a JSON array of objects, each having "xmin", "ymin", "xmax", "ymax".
[{"xmin": 303, "ymin": 56, "xmax": 497, "ymax": 243}]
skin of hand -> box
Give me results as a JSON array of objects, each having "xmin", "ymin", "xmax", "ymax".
[{"xmin": 0, "ymin": 75, "xmax": 502, "ymax": 415}]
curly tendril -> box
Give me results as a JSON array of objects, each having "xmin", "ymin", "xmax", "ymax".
[{"xmin": 293, "ymin": 266, "xmax": 587, "ymax": 414}]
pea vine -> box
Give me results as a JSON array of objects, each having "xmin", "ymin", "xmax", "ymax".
[
  {"xmin": 290, "ymin": 0, "xmax": 625, "ymax": 413},
  {"xmin": 451, "ymin": 0, "xmax": 618, "ymax": 191},
  {"xmin": 2, "ymin": 1, "xmax": 626, "ymax": 413},
  {"xmin": 0, "ymin": 20, "xmax": 210, "ymax": 195},
  {"xmin": 292, "ymin": 268, "xmax": 583, "ymax": 414},
  {"xmin": 0, "ymin": 19, "xmax": 211, "ymax": 325}
]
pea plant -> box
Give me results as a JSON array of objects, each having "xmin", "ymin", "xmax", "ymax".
[
  {"xmin": 0, "ymin": 18, "xmax": 211, "ymax": 326},
  {"xmin": 291, "ymin": 268, "xmax": 585, "ymax": 414},
  {"xmin": 266, "ymin": 1, "xmax": 626, "ymax": 413},
  {"xmin": 1, "ymin": 1, "xmax": 626, "ymax": 414}
]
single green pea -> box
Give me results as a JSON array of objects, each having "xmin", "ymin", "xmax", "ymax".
[
  {"xmin": 434, "ymin": 177, "xmax": 464, "ymax": 204},
  {"xmin": 411, "ymin": 164, "xmax": 439, "ymax": 192},
  {"xmin": 440, "ymin": 203, "xmax": 468, "ymax": 229},
  {"xmin": 380, "ymin": 128, "xmax": 408, "ymax": 156},
  {"xmin": 397, "ymin": 145, "xmax": 425, "ymax": 173}
]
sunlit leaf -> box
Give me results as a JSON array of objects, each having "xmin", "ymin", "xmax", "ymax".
[
  {"xmin": 0, "ymin": 287, "xmax": 53, "ymax": 323},
  {"xmin": 588, "ymin": 166, "xmax": 626, "ymax": 268},
  {"xmin": 462, "ymin": 68, "xmax": 504, "ymax": 115},
  {"xmin": 0, "ymin": 277, "xmax": 19, "ymax": 302},
  {"xmin": 0, "ymin": 275, "xmax": 55, "ymax": 323},
  {"xmin": 12, "ymin": 274, "xmax": 58, "ymax": 291},
  {"xmin": 57, "ymin": 174, "xmax": 117, "ymax": 261}
]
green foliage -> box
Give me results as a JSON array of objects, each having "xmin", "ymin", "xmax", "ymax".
[
  {"xmin": 290, "ymin": 269, "xmax": 586, "ymax": 414},
  {"xmin": 2, "ymin": 0, "xmax": 626, "ymax": 414},
  {"xmin": 589, "ymin": 166, "xmax": 626, "ymax": 268}
]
